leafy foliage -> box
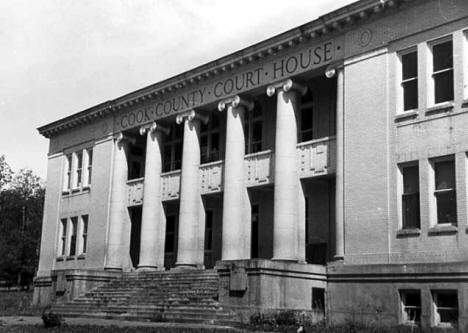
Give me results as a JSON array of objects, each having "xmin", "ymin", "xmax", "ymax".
[{"xmin": 0, "ymin": 157, "xmax": 44, "ymax": 289}]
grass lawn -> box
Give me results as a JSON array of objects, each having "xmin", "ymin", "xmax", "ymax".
[{"xmin": 0, "ymin": 291, "xmax": 42, "ymax": 316}]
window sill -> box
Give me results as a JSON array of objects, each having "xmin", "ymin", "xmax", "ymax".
[
  {"xmin": 428, "ymin": 224, "xmax": 457, "ymax": 235},
  {"xmin": 77, "ymin": 254, "xmax": 86, "ymax": 260},
  {"xmin": 82, "ymin": 185, "xmax": 91, "ymax": 192},
  {"xmin": 66, "ymin": 256, "xmax": 75, "ymax": 261},
  {"xmin": 396, "ymin": 228, "xmax": 421, "ymax": 238},
  {"xmin": 56, "ymin": 257, "xmax": 65, "ymax": 262},
  {"xmin": 462, "ymin": 99, "xmax": 468, "ymax": 108},
  {"xmin": 424, "ymin": 102, "xmax": 454, "ymax": 116},
  {"xmin": 394, "ymin": 110, "xmax": 418, "ymax": 122}
]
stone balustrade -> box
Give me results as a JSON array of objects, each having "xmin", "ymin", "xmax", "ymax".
[
  {"xmin": 127, "ymin": 177, "xmax": 144, "ymax": 206},
  {"xmin": 127, "ymin": 137, "xmax": 336, "ymax": 206},
  {"xmin": 297, "ymin": 136, "xmax": 336, "ymax": 178},
  {"xmin": 200, "ymin": 160, "xmax": 224, "ymax": 194}
]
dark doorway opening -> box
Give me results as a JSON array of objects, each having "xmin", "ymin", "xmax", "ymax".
[{"xmin": 129, "ymin": 206, "xmax": 142, "ymax": 268}]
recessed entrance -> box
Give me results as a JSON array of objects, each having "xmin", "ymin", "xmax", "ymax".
[{"xmin": 129, "ymin": 206, "xmax": 142, "ymax": 268}]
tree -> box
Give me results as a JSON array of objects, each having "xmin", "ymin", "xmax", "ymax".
[
  {"xmin": 0, "ymin": 160, "xmax": 44, "ymax": 289},
  {"xmin": 0, "ymin": 154, "xmax": 13, "ymax": 190}
]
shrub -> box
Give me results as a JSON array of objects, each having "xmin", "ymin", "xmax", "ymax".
[{"xmin": 41, "ymin": 308, "xmax": 63, "ymax": 328}]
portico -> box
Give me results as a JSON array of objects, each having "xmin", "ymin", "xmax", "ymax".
[{"xmin": 106, "ymin": 71, "xmax": 343, "ymax": 272}]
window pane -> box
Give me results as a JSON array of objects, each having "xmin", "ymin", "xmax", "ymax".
[
  {"xmin": 253, "ymin": 121, "xmax": 262, "ymax": 142},
  {"xmin": 433, "ymin": 40, "xmax": 453, "ymax": 72},
  {"xmin": 439, "ymin": 309, "xmax": 458, "ymax": 324},
  {"xmin": 403, "ymin": 79, "xmax": 418, "ymax": 110},
  {"xmin": 435, "ymin": 160, "xmax": 455, "ymax": 190},
  {"xmin": 437, "ymin": 292, "xmax": 458, "ymax": 307},
  {"xmin": 253, "ymin": 105, "xmax": 262, "ymax": 118},
  {"xmin": 436, "ymin": 190, "xmax": 457, "ymax": 224},
  {"xmin": 301, "ymin": 108, "xmax": 313, "ymax": 131},
  {"xmin": 403, "ymin": 165, "xmax": 419, "ymax": 193},
  {"xmin": 405, "ymin": 308, "xmax": 421, "ymax": 323},
  {"xmin": 403, "ymin": 193, "xmax": 420, "ymax": 229},
  {"xmin": 405, "ymin": 292, "xmax": 421, "ymax": 307},
  {"xmin": 77, "ymin": 152, "xmax": 83, "ymax": 168},
  {"xmin": 88, "ymin": 149, "xmax": 93, "ymax": 165},
  {"xmin": 434, "ymin": 70, "xmax": 454, "ymax": 103},
  {"xmin": 402, "ymin": 51, "xmax": 417, "ymax": 80}
]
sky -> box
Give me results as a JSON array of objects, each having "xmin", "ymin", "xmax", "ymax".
[{"xmin": 0, "ymin": 0, "xmax": 354, "ymax": 179}]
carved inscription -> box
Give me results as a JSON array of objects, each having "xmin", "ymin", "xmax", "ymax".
[{"xmin": 116, "ymin": 39, "xmax": 341, "ymax": 130}]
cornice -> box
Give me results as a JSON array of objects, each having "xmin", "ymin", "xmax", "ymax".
[{"xmin": 38, "ymin": 0, "xmax": 405, "ymax": 139}]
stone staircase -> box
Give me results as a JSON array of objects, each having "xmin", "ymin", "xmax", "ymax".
[{"xmin": 51, "ymin": 269, "xmax": 239, "ymax": 325}]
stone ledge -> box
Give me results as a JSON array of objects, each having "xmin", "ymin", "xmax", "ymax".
[
  {"xmin": 396, "ymin": 228, "xmax": 421, "ymax": 238},
  {"xmin": 394, "ymin": 110, "xmax": 418, "ymax": 122},
  {"xmin": 428, "ymin": 224, "xmax": 457, "ymax": 236},
  {"xmin": 424, "ymin": 101, "xmax": 454, "ymax": 116}
]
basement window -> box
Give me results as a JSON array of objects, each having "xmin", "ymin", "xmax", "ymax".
[
  {"xmin": 433, "ymin": 290, "xmax": 458, "ymax": 328},
  {"xmin": 400, "ymin": 290, "xmax": 421, "ymax": 325}
]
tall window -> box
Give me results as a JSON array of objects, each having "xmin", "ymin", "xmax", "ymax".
[
  {"xmin": 60, "ymin": 219, "xmax": 67, "ymax": 256},
  {"xmin": 163, "ymin": 124, "xmax": 183, "ymax": 172},
  {"xmin": 200, "ymin": 113, "xmax": 221, "ymax": 164},
  {"xmin": 86, "ymin": 148, "xmax": 93, "ymax": 185},
  {"xmin": 204, "ymin": 210, "xmax": 213, "ymax": 251},
  {"xmin": 244, "ymin": 105, "xmax": 263, "ymax": 154},
  {"xmin": 431, "ymin": 38, "xmax": 454, "ymax": 104},
  {"xmin": 400, "ymin": 49, "xmax": 418, "ymax": 111},
  {"xmin": 433, "ymin": 290, "xmax": 458, "ymax": 327},
  {"xmin": 75, "ymin": 151, "xmax": 83, "ymax": 188},
  {"xmin": 401, "ymin": 164, "xmax": 420, "ymax": 229},
  {"xmin": 64, "ymin": 154, "xmax": 72, "ymax": 190},
  {"xmin": 69, "ymin": 217, "xmax": 78, "ymax": 256},
  {"xmin": 433, "ymin": 158, "xmax": 456, "ymax": 224},
  {"xmin": 400, "ymin": 290, "xmax": 421, "ymax": 326},
  {"xmin": 299, "ymin": 89, "xmax": 314, "ymax": 142},
  {"xmin": 81, "ymin": 215, "xmax": 88, "ymax": 254}
]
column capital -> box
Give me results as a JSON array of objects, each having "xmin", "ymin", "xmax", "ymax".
[
  {"xmin": 266, "ymin": 79, "xmax": 307, "ymax": 97},
  {"xmin": 139, "ymin": 122, "xmax": 169, "ymax": 136},
  {"xmin": 176, "ymin": 110, "xmax": 208, "ymax": 125},
  {"xmin": 325, "ymin": 61, "xmax": 344, "ymax": 78},
  {"xmin": 218, "ymin": 95, "xmax": 254, "ymax": 112},
  {"xmin": 114, "ymin": 132, "xmax": 136, "ymax": 145}
]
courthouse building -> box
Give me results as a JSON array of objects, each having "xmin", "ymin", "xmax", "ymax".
[{"xmin": 34, "ymin": 0, "xmax": 468, "ymax": 329}]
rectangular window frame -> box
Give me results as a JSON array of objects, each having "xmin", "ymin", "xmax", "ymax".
[
  {"xmin": 84, "ymin": 148, "xmax": 93, "ymax": 188},
  {"xmin": 80, "ymin": 215, "xmax": 88, "ymax": 255},
  {"xmin": 398, "ymin": 162, "xmax": 421, "ymax": 230},
  {"xmin": 398, "ymin": 47, "xmax": 418, "ymax": 112},
  {"xmin": 200, "ymin": 113, "xmax": 222, "ymax": 164},
  {"xmin": 63, "ymin": 154, "xmax": 72, "ymax": 192},
  {"xmin": 399, "ymin": 289, "xmax": 421, "ymax": 326},
  {"xmin": 432, "ymin": 290, "xmax": 458, "ymax": 328},
  {"xmin": 428, "ymin": 36, "xmax": 454, "ymax": 106},
  {"xmin": 69, "ymin": 217, "xmax": 78, "ymax": 256},
  {"xmin": 74, "ymin": 151, "xmax": 83, "ymax": 189},
  {"xmin": 244, "ymin": 106, "xmax": 263, "ymax": 155},
  {"xmin": 430, "ymin": 156, "xmax": 457, "ymax": 226},
  {"xmin": 59, "ymin": 218, "xmax": 67, "ymax": 256},
  {"xmin": 162, "ymin": 124, "xmax": 183, "ymax": 172}
]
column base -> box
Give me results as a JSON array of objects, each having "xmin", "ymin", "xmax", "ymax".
[
  {"xmin": 104, "ymin": 267, "xmax": 123, "ymax": 272},
  {"xmin": 172, "ymin": 263, "xmax": 204, "ymax": 270},
  {"xmin": 136, "ymin": 265, "xmax": 161, "ymax": 272}
]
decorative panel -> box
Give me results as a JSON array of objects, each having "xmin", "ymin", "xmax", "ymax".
[
  {"xmin": 244, "ymin": 150, "xmax": 274, "ymax": 187},
  {"xmin": 127, "ymin": 178, "xmax": 144, "ymax": 206},
  {"xmin": 200, "ymin": 161, "xmax": 223, "ymax": 194}
]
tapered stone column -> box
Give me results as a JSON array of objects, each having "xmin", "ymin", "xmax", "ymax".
[
  {"xmin": 105, "ymin": 133, "xmax": 131, "ymax": 271},
  {"xmin": 175, "ymin": 110, "xmax": 207, "ymax": 269},
  {"xmin": 218, "ymin": 96, "xmax": 254, "ymax": 260},
  {"xmin": 267, "ymin": 79, "xmax": 307, "ymax": 261},
  {"xmin": 326, "ymin": 66, "xmax": 345, "ymax": 260},
  {"xmin": 138, "ymin": 122, "xmax": 169, "ymax": 271}
]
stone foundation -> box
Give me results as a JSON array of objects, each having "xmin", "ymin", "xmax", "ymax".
[
  {"xmin": 327, "ymin": 262, "xmax": 468, "ymax": 330},
  {"xmin": 33, "ymin": 269, "xmax": 121, "ymax": 307},
  {"xmin": 215, "ymin": 259, "xmax": 326, "ymax": 323}
]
